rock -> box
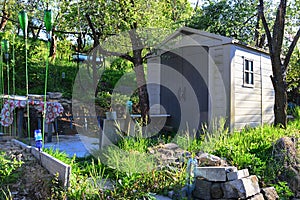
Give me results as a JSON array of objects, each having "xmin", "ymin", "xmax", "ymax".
[
  {"xmin": 163, "ymin": 143, "xmax": 180, "ymax": 150},
  {"xmin": 222, "ymin": 175, "xmax": 260, "ymax": 199},
  {"xmin": 194, "ymin": 166, "xmax": 237, "ymax": 182},
  {"xmin": 47, "ymin": 92, "xmax": 63, "ymax": 99},
  {"xmin": 152, "ymin": 195, "xmax": 172, "ymax": 200},
  {"xmin": 211, "ymin": 183, "xmax": 223, "ymax": 198},
  {"xmin": 273, "ymin": 137, "xmax": 297, "ymax": 166},
  {"xmin": 273, "ymin": 137, "xmax": 300, "ymax": 197},
  {"xmin": 193, "ymin": 178, "xmax": 212, "ymax": 199},
  {"xmin": 261, "ymin": 187, "xmax": 279, "ymax": 200},
  {"xmin": 148, "ymin": 143, "xmax": 189, "ymax": 166},
  {"xmin": 196, "ymin": 152, "xmax": 227, "ymax": 166},
  {"xmin": 227, "ymin": 168, "xmax": 250, "ymax": 181}
]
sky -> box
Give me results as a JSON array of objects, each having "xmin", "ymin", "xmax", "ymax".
[{"xmin": 189, "ymin": 0, "xmax": 204, "ymax": 7}]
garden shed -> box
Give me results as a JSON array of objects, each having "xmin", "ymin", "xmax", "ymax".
[{"xmin": 147, "ymin": 27, "xmax": 274, "ymax": 132}]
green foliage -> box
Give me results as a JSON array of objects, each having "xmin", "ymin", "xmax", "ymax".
[
  {"xmin": 43, "ymin": 148, "xmax": 75, "ymax": 166},
  {"xmin": 187, "ymin": 0, "xmax": 259, "ymax": 44},
  {"xmin": 0, "ymin": 187, "xmax": 12, "ymax": 200},
  {"xmin": 0, "ymin": 150, "xmax": 23, "ymax": 200},
  {"xmin": 287, "ymin": 48, "xmax": 300, "ymax": 102},
  {"xmin": 272, "ymin": 181, "xmax": 294, "ymax": 200},
  {"xmin": 99, "ymin": 58, "xmax": 134, "ymax": 91},
  {"xmin": 173, "ymin": 130, "xmax": 202, "ymax": 152},
  {"xmin": 0, "ymin": 33, "xmax": 77, "ymax": 98},
  {"xmin": 0, "ymin": 151, "xmax": 23, "ymax": 184},
  {"xmin": 292, "ymin": 106, "xmax": 300, "ymax": 120},
  {"xmin": 117, "ymin": 136, "xmax": 151, "ymax": 153}
]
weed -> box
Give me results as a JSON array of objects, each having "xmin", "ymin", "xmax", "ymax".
[
  {"xmin": 0, "ymin": 187, "xmax": 12, "ymax": 200},
  {"xmin": 0, "ymin": 151, "xmax": 23, "ymax": 183},
  {"xmin": 272, "ymin": 181, "xmax": 294, "ymax": 200}
]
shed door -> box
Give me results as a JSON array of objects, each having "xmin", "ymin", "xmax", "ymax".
[{"xmin": 160, "ymin": 46, "xmax": 208, "ymax": 133}]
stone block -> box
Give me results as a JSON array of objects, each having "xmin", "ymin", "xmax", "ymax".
[
  {"xmin": 249, "ymin": 193, "xmax": 265, "ymax": 200},
  {"xmin": 211, "ymin": 183, "xmax": 223, "ymax": 198},
  {"xmin": 194, "ymin": 166, "xmax": 237, "ymax": 182},
  {"xmin": 100, "ymin": 119, "xmax": 135, "ymax": 148},
  {"xmin": 193, "ymin": 178, "xmax": 212, "ymax": 199},
  {"xmin": 227, "ymin": 168, "xmax": 249, "ymax": 181},
  {"xmin": 222, "ymin": 175, "xmax": 260, "ymax": 199},
  {"xmin": 261, "ymin": 187, "xmax": 279, "ymax": 200}
]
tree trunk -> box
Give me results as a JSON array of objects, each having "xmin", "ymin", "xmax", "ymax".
[
  {"xmin": 270, "ymin": 59, "xmax": 287, "ymax": 128},
  {"xmin": 133, "ymin": 50, "xmax": 150, "ymax": 125},
  {"xmin": 273, "ymin": 81, "xmax": 287, "ymax": 128}
]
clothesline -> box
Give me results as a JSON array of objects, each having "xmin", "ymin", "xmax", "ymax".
[{"xmin": 0, "ymin": 98, "xmax": 63, "ymax": 127}]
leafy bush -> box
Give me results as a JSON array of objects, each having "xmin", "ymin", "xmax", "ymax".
[
  {"xmin": 0, "ymin": 151, "xmax": 23, "ymax": 184},
  {"xmin": 272, "ymin": 181, "xmax": 294, "ymax": 200}
]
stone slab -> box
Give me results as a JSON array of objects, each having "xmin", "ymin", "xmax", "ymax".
[
  {"xmin": 223, "ymin": 175, "xmax": 260, "ymax": 198},
  {"xmin": 194, "ymin": 166, "xmax": 237, "ymax": 182},
  {"xmin": 227, "ymin": 168, "xmax": 249, "ymax": 181},
  {"xmin": 100, "ymin": 119, "xmax": 135, "ymax": 148}
]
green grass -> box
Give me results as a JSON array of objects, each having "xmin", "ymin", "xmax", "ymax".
[{"xmin": 43, "ymin": 110, "xmax": 300, "ymax": 199}]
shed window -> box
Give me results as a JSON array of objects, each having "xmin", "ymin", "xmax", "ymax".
[{"xmin": 244, "ymin": 58, "xmax": 254, "ymax": 86}]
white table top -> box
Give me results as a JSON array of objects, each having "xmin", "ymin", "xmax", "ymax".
[{"xmin": 130, "ymin": 114, "xmax": 170, "ymax": 119}]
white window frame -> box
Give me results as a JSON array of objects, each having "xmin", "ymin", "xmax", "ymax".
[{"xmin": 243, "ymin": 57, "xmax": 254, "ymax": 88}]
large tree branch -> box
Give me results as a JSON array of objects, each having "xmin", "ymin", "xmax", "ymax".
[
  {"xmin": 272, "ymin": 0, "xmax": 286, "ymax": 55},
  {"xmin": 258, "ymin": 0, "xmax": 273, "ymax": 52},
  {"xmin": 0, "ymin": 10, "xmax": 9, "ymax": 31},
  {"xmin": 85, "ymin": 13, "xmax": 134, "ymax": 63},
  {"xmin": 283, "ymin": 27, "xmax": 300, "ymax": 69}
]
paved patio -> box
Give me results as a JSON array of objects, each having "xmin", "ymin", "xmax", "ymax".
[{"xmin": 43, "ymin": 134, "xmax": 99, "ymax": 157}]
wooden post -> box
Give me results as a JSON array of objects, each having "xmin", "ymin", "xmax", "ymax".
[
  {"xmin": 54, "ymin": 118, "xmax": 58, "ymax": 133},
  {"xmin": 46, "ymin": 123, "xmax": 53, "ymax": 143},
  {"xmin": 37, "ymin": 113, "xmax": 42, "ymax": 130},
  {"xmin": 17, "ymin": 108, "xmax": 24, "ymax": 137}
]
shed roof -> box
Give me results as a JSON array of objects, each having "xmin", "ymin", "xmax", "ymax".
[{"xmin": 156, "ymin": 26, "xmax": 269, "ymax": 55}]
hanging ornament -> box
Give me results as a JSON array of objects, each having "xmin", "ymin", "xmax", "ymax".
[
  {"xmin": 18, "ymin": 10, "xmax": 28, "ymax": 38},
  {"xmin": 1, "ymin": 40, "xmax": 9, "ymax": 53},
  {"xmin": 1, "ymin": 40, "xmax": 9, "ymax": 60},
  {"xmin": 44, "ymin": 10, "xmax": 53, "ymax": 32}
]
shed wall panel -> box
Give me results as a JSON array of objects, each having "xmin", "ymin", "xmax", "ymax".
[
  {"xmin": 233, "ymin": 46, "xmax": 263, "ymax": 129},
  {"xmin": 260, "ymin": 54, "xmax": 274, "ymax": 124}
]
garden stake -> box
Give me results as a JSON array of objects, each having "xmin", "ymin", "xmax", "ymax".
[
  {"xmin": 0, "ymin": 42, "xmax": 4, "ymax": 134},
  {"xmin": 18, "ymin": 10, "xmax": 30, "ymax": 140},
  {"xmin": 42, "ymin": 8, "xmax": 53, "ymax": 145},
  {"xmin": 12, "ymin": 33, "xmax": 17, "ymax": 135},
  {"xmin": 2, "ymin": 40, "xmax": 11, "ymax": 136}
]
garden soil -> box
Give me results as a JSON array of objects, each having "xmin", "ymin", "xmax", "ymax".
[{"xmin": 0, "ymin": 138, "xmax": 54, "ymax": 200}]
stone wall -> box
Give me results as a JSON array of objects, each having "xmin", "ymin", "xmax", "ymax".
[{"xmin": 192, "ymin": 167, "xmax": 279, "ymax": 200}]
